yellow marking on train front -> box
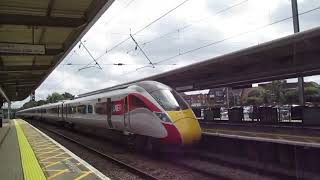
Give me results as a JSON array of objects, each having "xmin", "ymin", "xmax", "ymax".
[
  {"xmin": 47, "ymin": 169, "xmax": 69, "ymax": 179},
  {"xmin": 167, "ymin": 109, "xmax": 202, "ymax": 144},
  {"xmin": 75, "ymin": 171, "xmax": 93, "ymax": 180}
]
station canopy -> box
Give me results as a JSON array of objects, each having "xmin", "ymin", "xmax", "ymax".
[
  {"xmin": 141, "ymin": 26, "xmax": 320, "ymax": 91},
  {"xmin": 0, "ymin": 0, "xmax": 113, "ymax": 102}
]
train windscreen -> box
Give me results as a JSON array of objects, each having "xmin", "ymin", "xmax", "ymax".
[{"xmin": 151, "ymin": 89, "xmax": 189, "ymax": 111}]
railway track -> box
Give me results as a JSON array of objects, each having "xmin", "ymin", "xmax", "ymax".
[
  {"xmin": 35, "ymin": 124, "xmax": 160, "ymax": 180},
  {"xmin": 183, "ymin": 151, "xmax": 296, "ymax": 179},
  {"xmin": 30, "ymin": 120, "xmax": 298, "ymax": 180}
]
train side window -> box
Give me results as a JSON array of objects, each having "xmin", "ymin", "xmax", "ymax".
[
  {"xmin": 95, "ymin": 102, "xmax": 107, "ymax": 114},
  {"xmin": 67, "ymin": 106, "xmax": 72, "ymax": 114},
  {"xmin": 71, "ymin": 106, "xmax": 77, "ymax": 114},
  {"xmin": 87, "ymin": 105, "xmax": 93, "ymax": 114},
  {"xmin": 77, "ymin": 105, "xmax": 86, "ymax": 114}
]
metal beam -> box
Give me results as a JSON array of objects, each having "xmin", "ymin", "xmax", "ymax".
[
  {"xmin": 0, "ymin": 65, "xmax": 50, "ymax": 71},
  {"xmin": 0, "ymin": 14, "xmax": 86, "ymax": 27},
  {"xmin": 3, "ymin": 82, "xmax": 37, "ymax": 85},
  {"xmin": 0, "ymin": 70, "xmax": 47, "ymax": 74},
  {"xmin": 1, "ymin": 48, "xmax": 63, "ymax": 56},
  {"xmin": 0, "ymin": 86, "xmax": 10, "ymax": 102}
]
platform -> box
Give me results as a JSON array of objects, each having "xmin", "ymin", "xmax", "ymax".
[
  {"xmin": 202, "ymin": 122, "xmax": 320, "ymax": 148},
  {"xmin": 0, "ymin": 119, "xmax": 109, "ymax": 180}
]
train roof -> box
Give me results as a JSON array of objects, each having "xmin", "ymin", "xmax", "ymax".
[{"xmin": 76, "ymin": 80, "xmax": 170, "ymax": 98}]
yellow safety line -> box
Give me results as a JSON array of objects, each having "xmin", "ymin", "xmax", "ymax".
[
  {"xmin": 35, "ymin": 145, "xmax": 58, "ymax": 152},
  {"xmin": 204, "ymin": 128, "xmax": 320, "ymax": 141},
  {"xmin": 47, "ymin": 169, "xmax": 69, "ymax": 179},
  {"xmin": 44, "ymin": 157, "xmax": 72, "ymax": 168},
  {"xmin": 14, "ymin": 119, "xmax": 46, "ymax": 180},
  {"xmin": 75, "ymin": 171, "xmax": 93, "ymax": 180},
  {"xmin": 37, "ymin": 148, "xmax": 60, "ymax": 154},
  {"xmin": 40, "ymin": 152, "xmax": 66, "ymax": 161},
  {"xmin": 38, "ymin": 148, "xmax": 61, "ymax": 157},
  {"xmin": 34, "ymin": 144, "xmax": 55, "ymax": 148},
  {"xmin": 33, "ymin": 141, "xmax": 50, "ymax": 146}
]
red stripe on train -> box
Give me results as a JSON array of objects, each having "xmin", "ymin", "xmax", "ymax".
[{"xmin": 161, "ymin": 123, "xmax": 182, "ymax": 144}]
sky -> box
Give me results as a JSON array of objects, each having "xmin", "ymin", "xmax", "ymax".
[{"xmin": 10, "ymin": 0, "xmax": 320, "ymax": 108}]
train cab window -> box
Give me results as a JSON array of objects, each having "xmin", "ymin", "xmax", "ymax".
[
  {"xmin": 151, "ymin": 89, "xmax": 189, "ymax": 111},
  {"xmin": 87, "ymin": 105, "xmax": 93, "ymax": 114},
  {"xmin": 77, "ymin": 105, "xmax": 86, "ymax": 114},
  {"xmin": 131, "ymin": 96, "xmax": 147, "ymax": 109}
]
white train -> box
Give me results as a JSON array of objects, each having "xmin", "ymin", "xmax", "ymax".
[{"xmin": 17, "ymin": 81, "xmax": 202, "ymax": 146}]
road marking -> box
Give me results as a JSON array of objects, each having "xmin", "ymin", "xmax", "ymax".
[
  {"xmin": 47, "ymin": 169, "xmax": 69, "ymax": 179},
  {"xmin": 75, "ymin": 171, "xmax": 93, "ymax": 180}
]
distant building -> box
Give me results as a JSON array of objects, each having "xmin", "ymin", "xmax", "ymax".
[
  {"xmin": 181, "ymin": 88, "xmax": 244, "ymax": 108},
  {"xmin": 181, "ymin": 93, "xmax": 209, "ymax": 108},
  {"xmin": 208, "ymin": 88, "xmax": 244, "ymax": 107}
]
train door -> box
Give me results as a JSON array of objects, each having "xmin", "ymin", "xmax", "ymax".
[
  {"xmin": 61, "ymin": 103, "xmax": 64, "ymax": 121},
  {"xmin": 57, "ymin": 105, "xmax": 60, "ymax": 119},
  {"xmin": 106, "ymin": 98, "xmax": 113, "ymax": 128},
  {"xmin": 124, "ymin": 96, "xmax": 130, "ymax": 130}
]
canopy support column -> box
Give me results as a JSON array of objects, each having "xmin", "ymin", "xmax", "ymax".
[{"xmin": 291, "ymin": 0, "xmax": 305, "ymax": 105}]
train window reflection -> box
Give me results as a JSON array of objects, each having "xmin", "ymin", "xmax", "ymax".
[
  {"xmin": 95, "ymin": 102, "xmax": 107, "ymax": 114},
  {"xmin": 151, "ymin": 90, "xmax": 189, "ymax": 111},
  {"xmin": 131, "ymin": 96, "xmax": 147, "ymax": 109},
  {"xmin": 77, "ymin": 105, "xmax": 86, "ymax": 114},
  {"xmin": 88, "ymin": 105, "xmax": 93, "ymax": 113}
]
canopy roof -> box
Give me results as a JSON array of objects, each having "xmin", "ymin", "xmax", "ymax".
[{"xmin": 0, "ymin": 0, "xmax": 114, "ymax": 102}]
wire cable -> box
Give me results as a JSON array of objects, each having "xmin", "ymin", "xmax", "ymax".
[
  {"xmin": 121, "ymin": 5, "xmax": 320, "ymax": 75},
  {"xmin": 80, "ymin": 0, "xmax": 191, "ymax": 70}
]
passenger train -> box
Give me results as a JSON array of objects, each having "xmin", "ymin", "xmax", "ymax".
[{"xmin": 17, "ymin": 81, "xmax": 202, "ymax": 147}]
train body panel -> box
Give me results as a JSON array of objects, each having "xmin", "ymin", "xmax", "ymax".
[{"xmin": 17, "ymin": 81, "xmax": 202, "ymax": 146}]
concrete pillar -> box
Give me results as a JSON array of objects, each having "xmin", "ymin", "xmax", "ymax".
[
  {"xmin": 291, "ymin": 0, "xmax": 305, "ymax": 105},
  {"xmin": 7, "ymin": 102, "xmax": 11, "ymax": 120},
  {"xmin": 226, "ymin": 87, "xmax": 230, "ymax": 108}
]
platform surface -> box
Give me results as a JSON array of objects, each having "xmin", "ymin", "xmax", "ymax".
[
  {"xmin": 0, "ymin": 121, "xmax": 24, "ymax": 180},
  {"xmin": 0, "ymin": 119, "xmax": 110, "ymax": 180},
  {"xmin": 202, "ymin": 122, "xmax": 320, "ymax": 148}
]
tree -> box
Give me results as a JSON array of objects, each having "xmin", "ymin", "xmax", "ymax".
[
  {"xmin": 266, "ymin": 80, "xmax": 286, "ymax": 104},
  {"xmin": 22, "ymin": 100, "xmax": 38, "ymax": 109},
  {"xmin": 305, "ymin": 86, "xmax": 320, "ymax": 97},
  {"xmin": 283, "ymin": 89, "xmax": 299, "ymax": 104},
  {"xmin": 245, "ymin": 87, "xmax": 267, "ymax": 105},
  {"xmin": 37, "ymin": 100, "xmax": 47, "ymax": 106},
  {"xmin": 46, "ymin": 92, "xmax": 64, "ymax": 103},
  {"xmin": 62, "ymin": 92, "xmax": 75, "ymax": 100},
  {"xmin": 244, "ymin": 97, "xmax": 263, "ymax": 105}
]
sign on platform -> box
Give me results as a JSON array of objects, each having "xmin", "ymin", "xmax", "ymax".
[{"xmin": 0, "ymin": 43, "xmax": 45, "ymax": 55}]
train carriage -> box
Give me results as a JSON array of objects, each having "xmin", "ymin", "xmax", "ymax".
[{"xmin": 17, "ymin": 81, "xmax": 202, "ymax": 146}]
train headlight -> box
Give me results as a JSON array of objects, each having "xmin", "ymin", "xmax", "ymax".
[{"xmin": 155, "ymin": 112, "xmax": 171, "ymax": 123}]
